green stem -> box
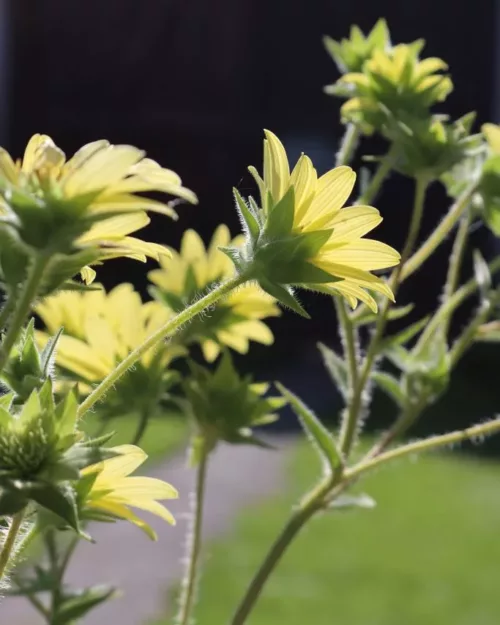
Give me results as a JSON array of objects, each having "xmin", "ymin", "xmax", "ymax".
[
  {"xmin": 0, "ymin": 253, "xmax": 51, "ymax": 372},
  {"xmin": 0, "ymin": 511, "xmax": 24, "ymax": 580},
  {"xmin": 132, "ymin": 406, "xmax": 152, "ymax": 446},
  {"xmin": 444, "ymin": 212, "xmax": 471, "ymax": 302},
  {"xmin": 335, "ymin": 123, "xmax": 359, "ymax": 167},
  {"xmin": 347, "ymin": 416, "xmax": 500, "ymax": 480},
  {"xmin": 77, "ymin": 274, "xmax": 247, "ymax": 419},
  {"xmin": 450, "ymin": 299, "xmax": 494, "ymax": 366},
  {"xmin": 177, "ymin": 439, "xmax": 209, "ymax": 625},
  {"xmin": 357, "ymin": 149, "xmax": 396, "ymax": 205},
  {"xmin": 229, "ymin": 479, "xmax": 331, "ymax": 625},
  {"xmin": 339, "ymin": 177, "xmax": 428, "ymax": 457},
  {"xmin": 401, "ymin": 181, "xmax": 477, "ymax": 282},
  {"xmin": 416, "ymin": 256, "xmax": 500, "ymax": 352},
  {"xmin": 335, "ymin": 299, "xmax": 358, "ymax": 388}
]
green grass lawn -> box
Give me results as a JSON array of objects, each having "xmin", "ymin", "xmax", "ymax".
[
  {"xmin": 81, "ymin": 411, "xmax": 188, "ymax": 463},
  {"xmin": 157, "ymin": 440, "xmax": 500, "ymax": 625}
]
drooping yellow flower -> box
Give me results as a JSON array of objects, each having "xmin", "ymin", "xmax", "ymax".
[
  {"xmin": 246, "ymin": 130, "xmax": 400, "ymax": 311},
  {"xmin": 80, "ymin": 445, "xmax": 178, "ymax": 539},
  {"xmin": 148, "ymin": 225, "xmax": 281, "ymax": 361},
  {"xmin": 36, "ymin": 283, "xmax": 183, "ymax": 389},
  {"xmin": 0, "ymin": 134, "xmax": 197, "ymax": 278},
  {"xmin": 328, "ymin": 41, "xmax": 452, "ymax": 134}
]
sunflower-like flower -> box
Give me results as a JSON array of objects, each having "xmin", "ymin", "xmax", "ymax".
[
  {"xmin": 148, "ymin": 225, "xmax": 281, "ymax": 362},
  {"xmin": 0, "ymin": 134, "xmax": 197, "ymax": 289},
  {"xmin": 225, "ymin": 130, "xmax": 400, "ymax": 314},
  {"xmin": 327, "ymin": 41, "xmax": 452, "ymax": 135},
  {"xmin": 35, "ymin": 285, "xmax": 183, "ymax": 414},
  {"xmin": 79, "ymin": 444, "xmax": 178, "ymax": 539},
  {"xmin": 323, "ymin": 19, "xmax": 390, "ymax": 74}
]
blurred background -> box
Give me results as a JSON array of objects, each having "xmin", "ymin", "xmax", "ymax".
[
  {"xmin": 4, "ymin": 2, "xmax": 500, "ymax": 624},
  {"xmin": 8, "ymin": 0, "xmax": 500, "ymax": 440}
]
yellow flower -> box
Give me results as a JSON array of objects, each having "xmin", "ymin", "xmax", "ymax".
[
  {"xmin": 36, "ymin": 284, "xmax": 183, "ymax": 389},
  {"xmin": 245, "ymin": 130, "xmax": 400, "ymax": 312},
  {"xmin": 148, "ymin": 225, "xmax": 281, "ymax": 361},
  {"xmin": 0, "ymin": 134, "xmax": 197, "ymax": 276},
  {"xmin": 81, "ymin": 444, "xmax": 178, "ymax": 539},
  {"xmin": 329, "ymin": 41, "xmax": 452, "ymax": 134}
]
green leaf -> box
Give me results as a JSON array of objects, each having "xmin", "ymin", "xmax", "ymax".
[
  {"xmin": 233, "ymin": 188, "xmax": 260, "ymax": 242},
  {"xmin": 353, "ymin": 303, "xmax": 415, "ymax": 327},
  {"xmin": 372, "ymin": 371, "xmax": 405, "ymax": 407},
  {"xmin": 0, "ymin": 392, "xmax": 14, "ymax": 411},
  {"xmin": 259, "ymin": 279, "xmax": 310, "ymax": 318},
  {"xmin": 19, "ymin": 389, "xmax": 42, "ymax": 422},
  {"xmin": 219, "ymin": 246, "xmax": 246, "ymax": 274},
  {"xmin": 0, "ymin": 488, "xmax": 28, "ymax": 516},
  {"xmin": 54, "ymin": 586, "xmax": 116, "ymax": 625},
  {"xmin": 276, "ymin": 382, "xmax": 342, "ymax": 473},
  {"xmin": 380, "ymin": 316, "xmax": 430, "ymax": 351},
  {"xmin": 317, "ymin": 342, "xmax": 348, "ymax": 398},
  {"xmin": 265, "ymin": 187, "xmax": 295, "ymax": 238},
  {"xmin": 56, "ymin": 390, "xmax": 78, "ymax": 438}
]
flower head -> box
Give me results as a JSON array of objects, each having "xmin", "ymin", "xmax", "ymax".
[
  {"xmin": 35, "ymin": 285, "xmax": 183, "ymax": 413},
  {"xmin": 227, "ymin": 130, "xmax": 400, "ymax": 314},
  {"xmin": 328, "ymin": 41, "xmax": 452, "ymax": 135},
  {"xmin": 323, "ymin": 19, "xmax": 390, "ymax": 74},
  {"xmin": 148, "ymin": 225, "xmax": 280, "ymax": 361},
  {"xmin": 0, "ymin": 134, "xmax": 197, "ymax": 289},
  {"xmin": 79, "ymin": 444, "xmax": 178, "ymax": 539},
  {"xmin": 183, "ymin": 352, "xmax": 285, "ymax": 456}
]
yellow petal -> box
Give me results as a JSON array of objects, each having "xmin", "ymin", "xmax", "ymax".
[
  {"xmin": 88, "ymin": 500, "xmax": 157, "ymax": 540},
  {"xmin": 79, "ymin": 212, "xmax": 150, "ymax": 242},
  {"xmin": 413, "ymin": 57, "xmax": 448, "ymax": 81},
  {"xmin": 313, "ymin": 261, "xmax": 395, "ymax": 301},
  {"xmin": 109, "ymin": 477, "xmax": 178, "ymax": 500},
  {"xmin": 47, "ymin": 334, "xmax": 111, "ymax": 381},
  {"xmin": 340, "ymin": 73, "xmax": 371, "ymax": 88},
  {"xmin": 62, "ymin": 140, "xmax": 110, "ymax": 177},
  {"xmin": 80, "ymin": 266, "xmax": 97, "ymax": 284},
  {"xmin": 290, "ymin": 154, "xmax": 318, "ymax": 225},
  {"xmin": 483, "ymin": 123, "xmax": 500, "ymax": 154},
  {"xmin": 321, "ymin": 239, "xmax": 401, "ymax": 270},
  {"xmin": 216, "ymin": 329, "xmax": 249, "ymax": 353},
  {"xmin": 263, "ymin": 130, "xmax": 290, "ymax": 202},
  {"xmin": 326, "ymin": 206, "xmax": 382, "ymax": 241},
  {"xmin": 329, "ymin": 280, "xmax": 378, "ymax": 312},
  {"xmin": 22, "ymin": 134, "xmax": 54, "ymax": 173},
  {"xmin": 0, "ymin": 148, "xmax": 19, "ymax": 183},
  {"xmin": 235, "ymin": 320, "xmax": 274, "ymax": 345},
  {"xmin": 63, "ymin": 145, "xmax": 144, "ymax": 196},
  {"xmin": 126, "ymin": 498, "xmax": 176, "ymax": 526},
  {"xmin": 181, "ymin": 229, "xmax": 208, "ymax": 286},
  {"xmin": 207, "ymin": 224, "xmax": 232, "ymax": 280},
  {"xmin": 201, "ymin": 339, "xmax": 220, "ymax": 362},
  {"xmin": 302, "ymin": 166, "xmax": 356, "ymax": 230},
  {"xmin": 90, "ymin": 193, "xmax": 177, "ymax": 218},
  {"xmin": 88, "ymin": 445, "xmax": 147, "ymax": 480}
]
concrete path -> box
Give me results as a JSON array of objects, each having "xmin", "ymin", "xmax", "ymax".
[{"xmin": 1, "ymin": 436, "xmax": 293, "ymax": 624}]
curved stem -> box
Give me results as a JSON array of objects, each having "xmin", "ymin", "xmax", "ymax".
[
  {"xmin": 229, "ymin": 479, "xmax": 331, "ymax": 625},
  {"xmin": 335, "ymin": 123, "xmax": 359, "ymax": 167},
  {"xmin": 450, "ymin": 299, "xmax": 494, "ymax": 366},
  {"xmin": 0, "ymin": 296, "xmax": 14, "ymax": 331},
  {"xmin": 401, "ymin": 181, "xmax": 477, "ymax": 282},
  {"xmin": 132, "ymin": 406, "xmax": 152, "ymax": 446},
  {"xmin": 0, "ymin": 511, "xmax": 24, "ymax": 580},
  {"xmin": 444, "ymin": 212, "xmax": 471, "ymax": 301},
  {"xmin": 0, "ymin": 253, "xmax": 50, "ymax": 372},
  {"xmin": 77, "ymin": 274, "xmax": 247, "ymax": 419},
  {"xmin": 177, "ymin": 439, "xmax": 209, "ymax": 625},
  {"xmin": 335, "ymin": 299, "xmax": 358, "ymax": 388},
  {"xmin": 347, "ymin": 416, "xmax": 500, "ymax": 480},
  {"xmin": 357, "ymin": 149, "xmax": 396, "ymax": 205},
  {"xmin": 339, "ymin": 177, "xmax": 428, "ymax": 457}
]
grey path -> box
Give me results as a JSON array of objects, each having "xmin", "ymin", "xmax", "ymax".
[{"xmin": 1, "ymin": 436, "xmax": 293, "ymax": 625}]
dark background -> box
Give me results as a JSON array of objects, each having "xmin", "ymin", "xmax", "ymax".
[{"xmin": 7, "ymin": 0, "xmax": 500, "ymax": 439}]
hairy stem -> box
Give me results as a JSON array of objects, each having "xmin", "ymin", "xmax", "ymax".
[
  {"xmin": 0, "ymin": 253, "xmax": 50, "ymax": 372},
  {"xmin": 335, "ymin": 299, "xmax": 358, "ymax": 388},
  {"xmin": 177, "ymin": 439, "xmax": 209, "ymax": 625},
  {"xmin": 401, "ymin": 181, "xmax": 477, "ymax": 282},
  {"xmin": 444, "ymin": 212, "xmax": 471, "ymax": 301},
  {"xmin": 357, "ymin": 149, "xmax": 396, "ymax": 205},
  {"xmin": 77, "ymin": 274, "xmax": 247, "ymax": 419},
  {"xmin": 340, "ymin": 177, "xmax": 429, "ymax": 457},
  {"xmin": 0, "ymin": 511, "xmax": 24, "ymax": 580},
  {"xmin": 229, "ymin": 479, "xmax": 332, "ymax": 625},
  {"xmin": 347, "ymin": 417, "xmax": 500, "ymax": 480},
  {"xmin": 335, "ymin": 123, "xmax": 360, "ymax": 167}
]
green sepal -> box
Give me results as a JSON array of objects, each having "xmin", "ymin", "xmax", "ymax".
[
  {"xmin": 380, "ymin": 315, "xmax": 430, "ymax": 351},
  {"xmin": 264, "ymin": 187, "xmax": 295, "ymax": 238},
  {"xmin": 29, "ymin": 482, "xmax": 80, "ymax": 532},
  {"xmin": 259, "ymin": 278, "xmax": 310, "ymax": 318},
  {"xmin": 233, "ymin": 188, "xmax": 260, "ymax": 242},
  {"xmin": 54, "ymin": 585, "xmax": 117, "ymax": 625},
  {"xmin": 0, "ymin": 488, "xmax": 28, "ymax": 516},
  {"xmin": 371, "ymin": 371, "xmax": 405, "ymax": 407},
  {"xmin": 317, "ymin": 342, "xmax": 348, "ymax": 399}
]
